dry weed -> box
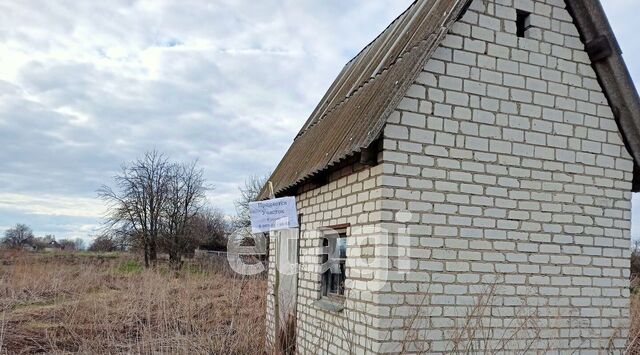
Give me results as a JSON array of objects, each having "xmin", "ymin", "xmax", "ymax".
[
  {"xmin": 2, "ymin": 250, "xmax": 638, "ymax": 354},
  {"xmin": 0, "ymin": 250, "xmax": 265, "ymax": 354},
  {"xmin": 629, "ymin": 294, "xmax": 640, "ymax": 354}
]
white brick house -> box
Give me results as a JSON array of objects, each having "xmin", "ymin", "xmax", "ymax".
[{"xmin": 261, "ymin": 0, "xmax": 640, "ymax": 353}]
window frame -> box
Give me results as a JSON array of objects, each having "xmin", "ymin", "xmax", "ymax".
[{"xmin": 320, "ymin": 224, "xmax": 349, "ymax": 302}]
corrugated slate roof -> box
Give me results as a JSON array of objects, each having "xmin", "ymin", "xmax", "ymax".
[
  {"xmin": 259, "ymin": 0, "xmax": 471, "ymax": 199},
  {"xmin": 260, "ymin": 0, "xmax": 640, "ymax": 199}
]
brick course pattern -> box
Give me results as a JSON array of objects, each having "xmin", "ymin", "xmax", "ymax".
[
  {"xmin": 266, "ymin": 163, "xmax": 388, "ymax": 353},
  {"xmin": 265, "ymin": 0, "xmax": 633, "ymax": 353},
  {"xmin": 380, "ymin": 0, "xmax": 632, "ymax": 352}
]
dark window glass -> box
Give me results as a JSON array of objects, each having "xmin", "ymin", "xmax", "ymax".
[{"xmin": 322, "ymin": 233, "xmax": 347, "ymax": 298}]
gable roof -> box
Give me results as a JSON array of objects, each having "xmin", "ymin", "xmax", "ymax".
[
  {"xmin": 260, "ymin": 0, "xmax": 640, "ymax": 199},
  {"xmin": 259, "ymin": 0, "xmax": 471, "ymax": 199}
]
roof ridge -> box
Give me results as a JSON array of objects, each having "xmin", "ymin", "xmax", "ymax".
[
  {"xmin": 295, "ymin": 0, "xmax": 460, "ymax": 139},
  {"xmin": 292, "ymin": 0, "xmax": 422, "ymax": 140},
  {"xmin": 259, "ymin": 0, "xmax": 470, "ymax": 200},
  {"xmin": 297, "ymin": 10, "xmax": 454, "ymax": 137}
]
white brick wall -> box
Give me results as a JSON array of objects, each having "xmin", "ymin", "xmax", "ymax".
[
  {"xmin": 378, "ymin": 0, "xmax": 632, "ymax": 352},
  {"xmin": 266, "ymin": 163, "xmax": 390, "ymax": 354},
  {"xmin": 266, "ymin": 0, "xmax": 634, "ymax": 353}
]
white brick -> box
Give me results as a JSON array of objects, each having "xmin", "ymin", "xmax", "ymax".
[
  {"xmin": 466, "ymin": 136, "xmax": 489, "ymax": 151},
  {"xmin": 269, "ymin": 2, "xmax": 636, "ymax": 352},
  {"xmin": 385, "ymin": 124, "xmax": 408, "ymax": 139},
  {"xmin": 409, "ymin": 128, "xmax": 434, "ymax": 144}
]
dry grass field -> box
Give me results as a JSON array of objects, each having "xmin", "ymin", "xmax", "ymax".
[
  {"xmin": 0, "ymin": 250, "xmax": 266, "ymax": 354},
  {"xmin": 630, "ymin": 295, "xmax": 640, "ymax": 352},
  {"xmin": 2, "ymin": 250, "xmax": 640, "ymax": 354}
]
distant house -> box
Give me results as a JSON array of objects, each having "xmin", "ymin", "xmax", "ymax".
[
  {"xmin": 21, "ymin": 242, "xmax": 37, "ymax": 252},
  {"xmin": 263, "ymin": 0, "xmax": 639, "ymax": 353},
  {"xmin": 44, "ymin": 240, "xmax": 63, "ymax": 252}
]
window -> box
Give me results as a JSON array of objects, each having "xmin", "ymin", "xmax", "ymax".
[
  {"xmin": 321, "ymin": 229, "xmax": 347, "ymax": 299},
  {"xmin": 516, "ymin": 10, "xmax": 531, "ymax": 38}
]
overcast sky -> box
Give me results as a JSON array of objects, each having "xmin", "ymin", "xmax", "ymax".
[{"xmin": 0, "ymin": 0, "xmax": 638, "ymax": 244}]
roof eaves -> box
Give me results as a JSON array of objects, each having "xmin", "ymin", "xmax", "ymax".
[
  {"xmin": 258, "ymin": 0, "xmax": 473, "ymax": 200},
  {"xmin": 292, "ymin": 0, "xmax": 468, "ymax": 141},
  {"xmin": 259, "ymin": 0, "xmax": 472, "ymax": 199}
]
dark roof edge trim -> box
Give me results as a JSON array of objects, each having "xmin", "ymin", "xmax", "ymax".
[
  {"xmin": 258, "ymin": 0, "xmax": 474, "ymax": 200},
  {"xmin": 565, "ymin": 0, "xmax": 640, "ymax": 166},
  {"xmin": 295, "ymin": 0, "xmax": 460, "ymax": 140},
  {"xmin": 293, "ymin": 0, "xmax": 422, "ymax": 139}
]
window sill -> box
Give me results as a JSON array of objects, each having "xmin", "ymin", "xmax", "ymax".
[{"xmin": 312, "ymin": 298, "xmax": 344, "ymax": 313}]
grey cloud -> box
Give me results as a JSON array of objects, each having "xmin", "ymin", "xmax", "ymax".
[{"xmin": 33, "ymin": 1, "xmax": 640, "ymax": 241}]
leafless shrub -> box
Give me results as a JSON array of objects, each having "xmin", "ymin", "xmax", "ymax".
[
  {"xmin": 446, "ymin": 281, "xmax": 546, "ymax": 353},
  {"xmin": 628, "ymin": 296, "xmax": 640, "ymax": 353},
  {"xmin": 0, "ymin": 308, "xmax": 6, "ymax": 355},
  {"xmin": 392, "ymin": 278, "xmax": 569, "ymax": 354},
  {"xmin": 306, "ymin": 300, "xmax": 384, "ymax": 354},
  {"xmin": 234, "ymin": 174, "xmax": 270, "ymax": 230},
  {"xmin": 276, "ymin": 315, "xmax": 296, "ymax": 355}
]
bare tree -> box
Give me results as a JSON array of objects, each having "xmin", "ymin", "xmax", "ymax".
[
  {"xmin": 160, "ymin": 161, "xmax": 208, "ymax": 266},
  {"xmin": 88, "ymin": 235, "xmax": 118, "ymax": 252},
  {"xmin": 191, "ymin": 208, "xmax": 230, "ymax": 251},
  {"xmin": 58, "ymin": 239, "xmax": 77, "ymax": 251},
  {"xmin": 100, "ymin": 225, "xmax": 138, "ymax": 251},
  {"xmin": 234, "ymin": 174, "xmax": 269, "ymax": 229},
  {"xmin": 99, "ymin": 151, "xmax": 172, "ymax": 267},
  {"xmin": 74, "ymin": 238, "xmax": 86, "ymax": 251},
  {"xmin": 2, "ymin": 223, "xmax": 34, "ymax": 248}
]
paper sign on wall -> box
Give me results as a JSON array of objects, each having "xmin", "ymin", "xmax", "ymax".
[{"xmin": 249, "ymin": 196, "xmax": 298, "ymax": 233}]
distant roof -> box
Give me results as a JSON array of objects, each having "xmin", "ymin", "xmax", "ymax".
[{"xmin": 261, "ymin": 0, "xmax": 640, "ymax": 199}]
